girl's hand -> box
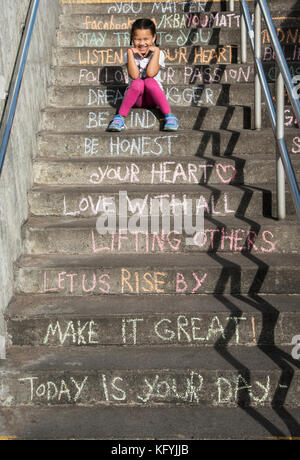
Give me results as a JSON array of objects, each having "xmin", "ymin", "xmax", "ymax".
[
  {"xmin": 127, "ymin": 47, "xmax": 144, "ymax": 58},
  {"xmin": 148, "ymin": 45, "xmax": 160, "ymax": 53}
]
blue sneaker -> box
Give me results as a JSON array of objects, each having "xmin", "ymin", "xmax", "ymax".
[
  {"xmin": 163, "ymin": 113, "xmax": 179, "ymax": 132},
  {"xmin": 107, "ymin": 114, "xmax": 125, "ymax": 132}
]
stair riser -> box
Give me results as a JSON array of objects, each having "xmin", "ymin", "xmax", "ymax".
[
  {"xmin": 57, "ymin": 28, "xmax": 243, "ymax": 47},
  {"xmin": 60, "ymin": 0, "xmax": 300, "ymax": 16},
  {"xmin": 32, "ymin": 159, "xmax": 300, "ymax": 186},
  {"xmin": 55, "ymin": 45, "xmax": 300, "ymax": 66},
  {"xmin": 37, "ymin": 132, "xmax": 300, "ymax": 158},
  {"xmin": 59, "ymin": 12, "xmax": 300, "ymax": 31},
  {"xmin": 48, "ymin": 84, "xmax": 288, "ymax": 109},
  {"xmin": 57, "ymin": 26, "xmax": 300, "ymax": 49},
  {"xmin": 29, "ymin": 189, "xmax": 295, "ymax": 218},
  {"xmin": 53, "ymin": 64, "xmax": 300, "ymax": 86},
  {"xmin": 42, "ymin": 107, "xmax": 254, "ymax": 131},
  {"xmin": 6, "ymin": 312, "xmax": 299, "ymax": 347},
  {"xmin": 1, "ymin": 369, "xmax": 299, "ymax": 407},
  {"xmin": 41, "ymin": 107, "xmax": 299, "ymax": 132},
  {"xmin": 16, "ymin": 266, "xmax": 300, "ymax": 295},
  {"xmin": 23, "ymin": 224, "xmax": 300, "ymax": 255}
]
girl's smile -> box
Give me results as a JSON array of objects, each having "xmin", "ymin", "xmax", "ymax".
[{"xmin": 132, "ymin": 28, "xmax": 156, "ymax": 57}]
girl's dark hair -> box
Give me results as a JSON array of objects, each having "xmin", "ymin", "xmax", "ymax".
[{"xmin": 130, "ymin": 19, "xmax": 159, "ymax": 46}]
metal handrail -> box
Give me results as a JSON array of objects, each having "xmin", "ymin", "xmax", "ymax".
[
  {"xmin": 0, "ymin": 0, "xmax": 40, "ymax": 176},
  {"xmin": 236, "ymin": 0, "xmax": 300, "ymax": 220}
]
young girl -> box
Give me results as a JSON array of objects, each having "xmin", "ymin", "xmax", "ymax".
[{"xmin": 107, "ymin": 18, "xmax": 179, "ymax": 132}]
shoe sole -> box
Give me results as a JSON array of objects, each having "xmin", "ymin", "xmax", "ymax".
[
  {"xmin": 107, "ymin": 127, "xmax": 125, "ymax": 132},
  {"xmin": 163, "ymin": 127, "xmax": 178, "ymax": 132}
]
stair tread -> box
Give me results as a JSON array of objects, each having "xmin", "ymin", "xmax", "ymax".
[
  {"xmin": 29, "ymin": 183, "xmax": 280, "ymax": 193},
  {"xmin": 1, "ymin": 406, "xmax": 300, "ymax": 440},
  {"xmin": 1, "ymin": 345, "xmax": 299, "ymax": 372},
  {"xmin": 6, "ymin": 293, "xmax": 300, "ymax": 318},
  {"xmin": 41, "ymin": 105, "xmax": 258, "ymax": 113},
  {"xmin": 24, "ymin": 215, "xmax": 299, "ymax": 229},
  {"xmin": 33, "ymin": 153, "xmax": 296, "ymax": 162},
  {"xmin": 36, "ymin": 127, "xmax": 300, "ymax": 136},
  {"xmin": 17, "ymin": 252, "xmax": 300, "ymax": 268}
]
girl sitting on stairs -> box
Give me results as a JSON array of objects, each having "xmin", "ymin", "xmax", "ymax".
[{"xmin": 107, "ymin": 18, "xmax": 179, "ymax": 132}]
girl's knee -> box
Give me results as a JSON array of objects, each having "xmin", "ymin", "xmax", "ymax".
[
  {"xmin": 144, "ymin": 77, "xmax": 159, "ymax": 89},
  {"xmin": 131, "ymin": 78, "xmax": 144, "ymax": 93}
]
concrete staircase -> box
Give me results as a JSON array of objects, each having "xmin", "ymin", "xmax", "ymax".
[{"xmin": 1, "ymin": 0, "xmax": 300, "ymax": 439}]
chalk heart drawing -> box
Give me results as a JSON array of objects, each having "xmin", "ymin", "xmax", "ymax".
[{"xmin": 216, "ymin": 164, "xmax": 237, "ymax": 184}]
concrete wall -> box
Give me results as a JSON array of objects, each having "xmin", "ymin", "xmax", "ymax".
[{"xmin": 0, "ymin": 0, "xmax": 61, "ymax": 338}]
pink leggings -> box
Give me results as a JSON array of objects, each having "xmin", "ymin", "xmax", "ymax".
[{"xmin": 118, "ymin": 77, "xmax": 171, "ymax": 117}]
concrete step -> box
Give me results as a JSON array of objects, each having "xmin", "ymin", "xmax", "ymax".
[
  {"xmin": 15, "ymin": 253, "xmax": 300, "ymax": 295},
  {"xmin": 57, "ymin": 27, "xmax": 244, "ymax": 48},
  {"xmin": 59, "ymin": 11, "xmax": 300, "ymax": 31},
  {"xmin": 28, "ymin": 184, "xmax": 296, "ymax": 218},
  {"xmin": 41, "ymin": 106, "xmax": 253, "ymax": 131},
  {"xmin": 36, "ymin": 128, "xmax": 300, "ymax": 158},
  {"xmin": 32, "ymin": 156, "xmax": 300, "ymax": 186},
  {"xmin": 1, "ymin": 345, "xmax": 300, "ymax": 407},
  {"xmin": 5, "ymin": 294, "xmax": 300, "ymax": 347},
  {"xmin": 1, "ymin": 406, "xmax": 300, "ymax": 439},
  {"xmin": 48, "ymin": 83, "xmax": 290, "ymax": 109},
  {"xmin": 56, "ymin": 26, "xmax": 300, "ymax": 49},
  {"xmin": 41, "ymin": 106, "xmax": 299, "ymax": 133},
  {"xmin": 54, "ymin": 44, "xmax": 300, "ymax": 66},
  {"xmin": 22, "ymin": 215, "xmax": 300, "ymax": 255},
  {"xmin": 52, "ymin": 63, "xmax": 300, "ymax": 86},
  {"xmin": 60, "ymin": 0, "xmax": 300, "ymax": 17}
]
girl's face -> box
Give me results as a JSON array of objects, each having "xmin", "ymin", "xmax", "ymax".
[{"xmin": 132, "ymin": 28, "xmax": 156, "ymax": 57}]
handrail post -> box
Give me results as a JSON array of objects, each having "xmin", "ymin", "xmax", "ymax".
[
  {"xmin": 241, "ymin": 1, "xmax": 247, "ymax": 63},
  {"xmin": 276, "ymin": 70, "xmax": 286, "ymax": 219},
  {"xmin": 254, "ymin": 0, "xmax": 262, "ymax": 129}
]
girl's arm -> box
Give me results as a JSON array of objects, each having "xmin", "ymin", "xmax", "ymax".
[
  {"xmin": 146, "ymin": 47, "xmax": 161, "ymax": 78},
  {"xmin": 126, "ymin": 48, "xmax": 140, "ymax": 80}
]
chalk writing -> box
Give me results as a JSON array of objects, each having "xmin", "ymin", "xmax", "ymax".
[
  {"xmin": 78, "ymin": 45, "xmax": 237, "ymax": 66},
  {"xmin": 267, "ymin": 64, "xmax": 300, "ymax": 82},
  {"xmin": 44, "ymin": 320, "xmax": 99, "ymax": 345},
  {"xmin": 262, "ymin": 28, "xmax": 300, "ymax": 45},
  {"xmin": 89, "ymin": 162, "xmax": 237, "ymax": 185},
  {"xmin": 90, "ymin": 228, "xmax": 276, "ymax": 253},
  {"xmin": 77, "ymin": 65, "xmax": 253, "ymax": 86},
  {"xmin": 109, "ymin": 135, "xmax": 176, "ymax": 156},
  {"xmin": 87, "ymin": 86, "xmax": 215, "ymax": 106},
  {"xmin": 83, "ymin": 15, "xmax": 136, "ymax": 30},
  {"xmin": 186, "ymin": 12, "xmax": 244, "ymax": 29},
  {"xmin": 17, "ymin": 371, "xmax": 274, "ymax": 406},
  {"xmin": 182, "ymin": 65, "xmax": 251, "ymax": 84},
  {"xmin": 43, "ymin": 269, "xmax": 210, "ymax": 295},
  {"xmin": 38, "ymin": 314, "xmax": 261, "ymax": 347},
  {"xmin": 87, "ymin": 110, "xmax": 158, "ymax": 129},
  {"xmin": 63, "ymin": 192, "xmax": 234, "ymax": 216},
  {"xmin": 284, "ymin": 108, "xmax": 300, "ymax": 128},
  {"xmin": 77, "ymin": 29, "xmax": 214, "ymax": 47},
  {"xmin": 18, "ymin": 376, "xmax": 89, "ymax": 403},
  {"xmin": 292, "ymin": 137, "xmax": 300, "ymax": 153},
  {"xmin": 292, "ymin": 74, "xmax": 300, "ymax": 100},
  {"xmin": 43, "ymin": 271, "xmax": 111, "ymax": 294},
  {"xmin": 84, "ymin": 137, "xmax": 100, "ymax": 155},
  {"xmin": 263, "ymin": 45, "xmax": 300, "ymax": 62}
]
